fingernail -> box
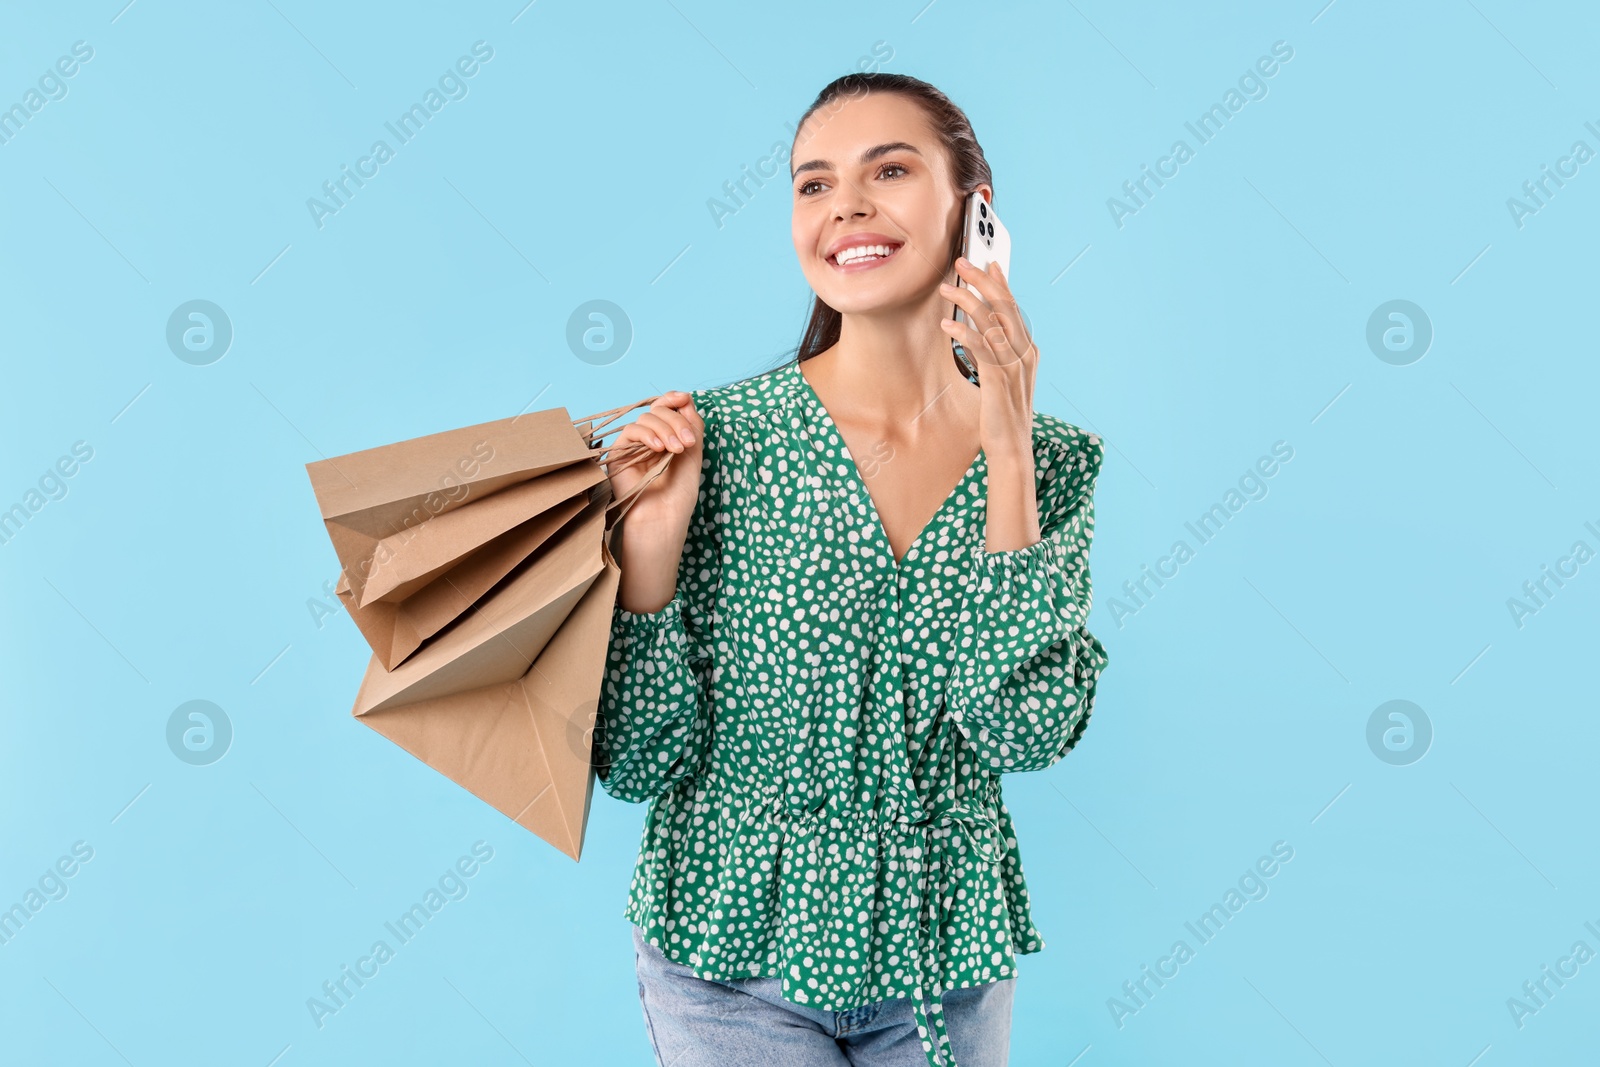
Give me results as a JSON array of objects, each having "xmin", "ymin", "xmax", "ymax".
[
  {"xmin": 650, "ymin": 435, "xmax": 663, "ymax": 448},
  {"xmin": 956, "ymin": 257, "xmax": 970, "ymax": 268},
  {"xmin": 679, "ymin": 429, "xmax": 694, "ymax": 444}
]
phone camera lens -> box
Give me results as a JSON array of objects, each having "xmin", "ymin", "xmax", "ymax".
[
  {"xmin": 979, "ymin": 202, "xmax": 988, "ymax": 218},
  {"xmin": 985, "ymin": 221, "xmax": 994, "ymax": 238}
]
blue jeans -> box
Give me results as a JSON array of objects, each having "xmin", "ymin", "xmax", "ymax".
[{"xmin": 632, "ymin": 923, "xmax": 1015, "ymax": 1066}]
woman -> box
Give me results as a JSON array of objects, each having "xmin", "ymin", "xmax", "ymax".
[{"xmin": 597, "ymin": 72, "xmax": 1109, "ymax": 1067}]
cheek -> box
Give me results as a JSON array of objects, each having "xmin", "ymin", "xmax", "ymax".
[
  {"xmin": 892, "ymin": 202, "xmax": 947, "ymax": 261},
  {"xmin": 792, "ymin": 216, "xmax": 824, "ymax": 271}
]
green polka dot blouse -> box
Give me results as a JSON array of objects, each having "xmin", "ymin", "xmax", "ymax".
[{"xmin": 597, "ymin": 359, "xmax": 1109, "ymax": 1067}]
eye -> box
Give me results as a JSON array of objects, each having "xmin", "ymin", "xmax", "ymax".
[{"xmin": 798, "ymin": 162, "xmax": 909, "ymax": 197}]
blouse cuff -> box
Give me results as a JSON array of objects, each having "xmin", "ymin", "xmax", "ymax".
[
  {"xmin": 972, "ymin": 534, "xmax": 1083, "ymax": 634},
  {"xmin": 951, "ymin": 535, "xmax": 1078, "ymax": 718},
  {"xmin": 975, "ymin": 534, "xmax": 1062, "ymax": 580},
  {"xmin": 613, "ymin": 590, "xmax": 689, "ymax": 642},
  {"xmin": 972, "ymin": 531, "xmax": 1088, "ymax": 630}
]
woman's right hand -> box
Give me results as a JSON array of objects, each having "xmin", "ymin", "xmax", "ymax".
[
  {"xmin": 606, "ymin": 392, "xmax": 708, "ymax": 615},
  {"xmin": 605, "ymin": 390, "xmax": 705, "ymax": 530}
]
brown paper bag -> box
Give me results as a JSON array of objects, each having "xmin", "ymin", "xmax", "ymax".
[
  {"xmin": 306, "ymin": 397, "xmax": 675, "ymax": 861},
  {"xmin": 354, "ymin": 494, "xmax": 615, "ymax": 860},
  {"xmin": 306, "ymin": 408, "xmax": 606, "ymax": 610},
  {"xmin": 336, "ymin": 492, "xmax": 589, "ymax": 670}
]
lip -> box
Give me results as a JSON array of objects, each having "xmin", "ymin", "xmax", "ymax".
[{"xmin": 824, "ymin": 232, "xmax": 905, "ymax": 271}]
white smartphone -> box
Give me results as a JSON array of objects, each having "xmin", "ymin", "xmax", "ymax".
[{"xmin": 950, "ymin": 190, "xmax": 1012, "ymax": 382}]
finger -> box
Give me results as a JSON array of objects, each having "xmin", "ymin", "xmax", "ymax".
[
  {"xmin": 628, "ymin": 415, "xmax": 679, "ymax": 452},
  {"xmin": 676, "ymin": 398, "xmax": 707, "ymax": 435},
  {"xmin": 635, "ymin": 412, "xmax": 693, "ymax": 452},
  {"xmin": 652, "ymin": 396, "xmax": 703, "ymax": 444},
  {"xmin": 653, "ymin": 389, "xmax": 693, "ymax": 409},
  {"xmin": 649, "ymin": 392, "xmax": 704, "ymax": 429},
  {"xmin": 953, "ymin": 257, "xmax": 1004, "ymax": 307},
  {"xmin": 939, "ymin": 279, "xmax": 990, "ymax": 327},
  {"xmin": 945, "ymin": 305, "xmax": 1024, "ymax": 371},
  {"xmin": 603, "ymin": 424, "xmax": 661, "ymax": 480},
  {"xmin": 953, "ymin": 260, "xmax": 1017, "ymax": 356},
  {"xmin": 641, "ymin": 392, "xmax": 703, "ymax": 446},
  {"xmin": 609, "ymin": 427, "xmax": 667, "ymax": 482},
  {"xmin": 939, "ymin": 315, "xmax": 1001, "ymax": 366},
  {"xmin": 981, "ymin": 261, "xmax": 1037, "ymax": 357},
  {"xmin": 985, "ymin": 296, "xmax": 1032, "ymax": 361},
  {"xmin": 977, "ymin": 314, "xmax": 1023, "ymax": 369},
  {"xmin": 654, "ymin": 407, "xmax": 701, "ymax": 449},
  {"xmin": 647, "ymin": 405, "xmax": 705, "ymax": 452},
  {"xmin": 954, "ymin": 259, "xmax": 1030, "ymax": 356}
]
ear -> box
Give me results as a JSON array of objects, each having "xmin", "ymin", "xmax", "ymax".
[{"xmin": 976, "ymin": 183, "xmax": 994, "ymax": 206}]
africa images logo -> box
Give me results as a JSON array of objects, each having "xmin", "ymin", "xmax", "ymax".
[{"xmin": 306, "ymin": 41, "xmax": 495, "ymax": 229}]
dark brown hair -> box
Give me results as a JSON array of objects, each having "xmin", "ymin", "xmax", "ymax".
[{"xmin": 780, "ymin": 73, "xmax": 994, "ymax": 370}]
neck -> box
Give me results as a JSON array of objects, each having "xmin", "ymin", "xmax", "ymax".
[{"xmin": 810, "ymin": 299, "xmax": 973, "ymax": 426}]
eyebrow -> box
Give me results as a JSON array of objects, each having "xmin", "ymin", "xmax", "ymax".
[{"xmin": 791, "ymin": 141, "xmax": 924, "ymax": 181}]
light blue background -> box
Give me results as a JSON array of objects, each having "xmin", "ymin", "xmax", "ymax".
[{"xmin": 2, "ymin": 1, "xmax": 1595, "ymax": 1064}]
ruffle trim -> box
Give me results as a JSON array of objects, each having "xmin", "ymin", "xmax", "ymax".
[
  {"xmin": 992, "ymin": 799, "xmax": 1047, "ymax": 955},
  {"xmin": 621, "ymin": 788, "xmax": 1031, "ymax": 1013},
  {"xmin": 1057, "ymin": 627, "xmax": 1110, "ymax": 755}
]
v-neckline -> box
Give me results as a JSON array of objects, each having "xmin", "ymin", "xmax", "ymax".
[{"xmin": 793, "ymin": 361, "xmax": 985, "ymax": 569}]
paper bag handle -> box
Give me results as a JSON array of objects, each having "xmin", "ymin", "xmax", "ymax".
[{"xmin": 570, "ymin": 395, "xmax": 682, "ymax": 527}]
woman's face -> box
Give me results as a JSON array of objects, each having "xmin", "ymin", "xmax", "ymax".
[{"xmin": 790, "ymin": 91, "xmax": 986, "ymax": 318}]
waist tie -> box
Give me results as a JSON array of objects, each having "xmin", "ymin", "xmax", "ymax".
[
  {"xmin": 895, "ymin": 793, "xmax": 1001, "ymax": 1067},
  {"xmin": 737, "ymin": 784, "xmax": 1002, "ymax": 1067}
]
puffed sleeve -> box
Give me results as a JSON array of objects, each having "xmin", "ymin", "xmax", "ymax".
[
  {"xmin": 594, "ymin": 394, "xmax": 723, "ymax": 803},
  {"xmin": 947, "ymin": 430, "xmax": 1108, "ymax": 774}
]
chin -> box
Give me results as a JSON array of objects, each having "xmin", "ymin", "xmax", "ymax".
[
  {"xmin": 810, "ymin": 272, "xmax": 914, "ymax": 310},
  {"xmin": 826, "ymin": 285, "xmax": 930, "ymax": 316}
]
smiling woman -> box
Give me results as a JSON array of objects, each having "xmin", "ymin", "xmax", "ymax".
[{"xmin": 599, "ymin": 72, "xmax": 1110, "ymax": 1067}]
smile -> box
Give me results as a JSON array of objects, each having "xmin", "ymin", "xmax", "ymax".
[{"xmin": 828, "ymin": 242, "xmax": 903, "ymax": 271}]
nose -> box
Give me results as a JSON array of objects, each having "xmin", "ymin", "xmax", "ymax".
[{"xmin": 832, "ymin": 180, "xmax": 872, "ymax": 221}]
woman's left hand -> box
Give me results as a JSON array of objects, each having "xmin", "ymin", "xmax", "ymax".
[{"xmin": 938, "ymin": 257, "xmax": 1037, "ymax": 456}]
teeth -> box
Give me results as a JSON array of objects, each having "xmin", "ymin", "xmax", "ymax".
[{"xmin": 834, "ymin": 243, "xmax": 896, "ymax": 265}]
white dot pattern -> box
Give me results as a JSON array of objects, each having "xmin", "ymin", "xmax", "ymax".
[{"xmin": 596, "ymin": 360, "xmax": 1108, "ymax": 1067}]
